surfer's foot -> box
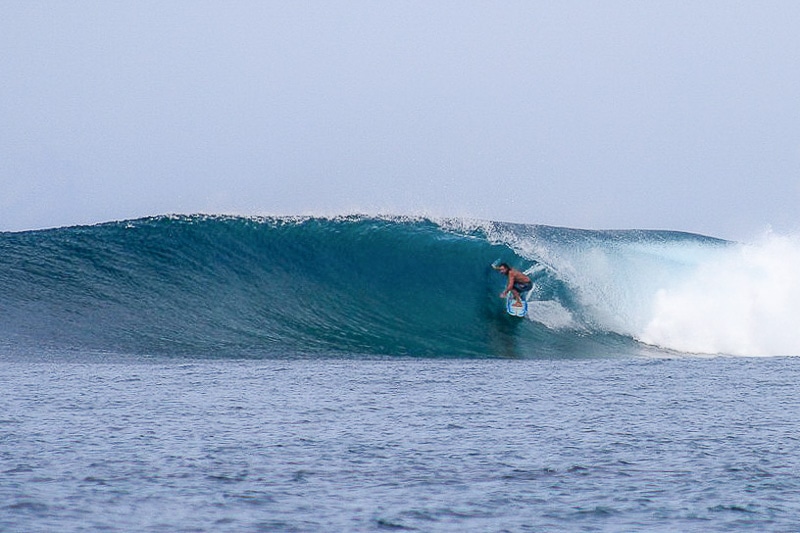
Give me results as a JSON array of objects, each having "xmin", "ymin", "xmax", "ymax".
[{"xmin": 512, "ymin": 301, "xmax": 523, "ymax": 307}]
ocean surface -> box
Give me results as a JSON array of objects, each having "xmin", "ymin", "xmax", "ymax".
[{"xmin": 3, "ymin": 215, "xmax": 800, "ymax": 531}]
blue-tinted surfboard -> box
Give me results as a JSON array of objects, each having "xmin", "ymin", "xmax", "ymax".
[{"xmin": 506, "ymin": 293, "xmax": 528, "ymax": 317}]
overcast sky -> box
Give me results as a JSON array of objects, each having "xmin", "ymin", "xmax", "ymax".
[{"xmin": 2, "ymin": 1, "xmax": 799, "ymax": 239}]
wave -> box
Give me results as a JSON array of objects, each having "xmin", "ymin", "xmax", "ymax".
[{"xmin": 1, "ymin": 214, "xmax": 798, "ymax": 358}]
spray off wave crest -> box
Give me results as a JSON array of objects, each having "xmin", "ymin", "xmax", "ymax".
[{"xmin": 1, "ymin": 214, "xmax": 799, "ymax": 358}]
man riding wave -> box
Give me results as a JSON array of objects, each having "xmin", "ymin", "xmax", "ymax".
[{"xmin": 493, "ymin": 262, "xmax": 532, "ymax": 307}]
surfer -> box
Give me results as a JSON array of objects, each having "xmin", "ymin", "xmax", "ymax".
[{"xmin": 494, "ymin": 263, "xmax": 532, "ymax": 307}]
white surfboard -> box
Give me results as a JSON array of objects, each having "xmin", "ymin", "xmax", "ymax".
[{"xmin": 506, "ymin": 293, "xmax": 528, "ymax": 317}]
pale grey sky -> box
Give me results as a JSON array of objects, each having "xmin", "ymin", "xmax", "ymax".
[{"xmin": 2, "ymin": 1, "xmax": 799, "ymax": 239}]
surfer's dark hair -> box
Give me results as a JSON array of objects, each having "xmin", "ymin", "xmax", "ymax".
[{"xmin": 498, "ymin": 263, "xmax": 511, "ymax": 270}]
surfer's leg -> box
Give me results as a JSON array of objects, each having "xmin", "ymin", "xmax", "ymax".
[
  {"xmin": 511, "ymin": 282, "xmax": 533, "ymax": 305},
  {"xmin": 510, "ymin": 288, "xmax": 522, "ymax": 306},
  {"xmin": 512, "ymin": 282, "xmax": 532, "ymax": 304}
]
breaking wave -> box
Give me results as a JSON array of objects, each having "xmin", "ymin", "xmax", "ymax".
[{"xmin": 1, "ymin": 215, "xmax": 798, "ymax": 358}]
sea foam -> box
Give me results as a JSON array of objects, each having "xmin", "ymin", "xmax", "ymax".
[{"xmin": 639, "ymin": 234, "xmax": 800, "ymax": 356}]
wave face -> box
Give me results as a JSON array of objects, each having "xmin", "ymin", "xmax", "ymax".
[{"xmin": 1, "ymin": 215, "xmax": 799, "ymax": 358}]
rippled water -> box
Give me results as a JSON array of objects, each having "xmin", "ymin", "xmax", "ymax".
[{"xmin": 3, "ymin": 356, "xmax": 800, "ymax": 532}]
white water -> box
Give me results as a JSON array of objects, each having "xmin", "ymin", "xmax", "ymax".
[
  {"xmin": 548, "ymin": 233, "xmax": 800, "ymax": 356},
  {"xmin": 639, "ymin": 234, "xmax": 800, "ymax": 356},
  {"xmin": 442, "ymin": 219, "xmax": 800, "ymax": 356}
]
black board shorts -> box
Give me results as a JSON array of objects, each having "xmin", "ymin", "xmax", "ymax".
[{"xmin": 513, "ymin": 281, "xmax": 533, "ymax": 294}]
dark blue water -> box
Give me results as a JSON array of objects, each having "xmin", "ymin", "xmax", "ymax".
[{"xmin": 3, "ymin": 356, "xmax": 800, "ymax": 532}]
